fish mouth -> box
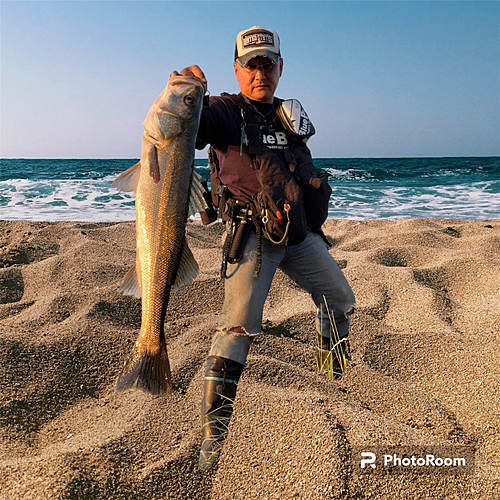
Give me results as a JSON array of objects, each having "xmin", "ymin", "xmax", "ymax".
[{"xmin": 157, "ymin": 107, "xmax": 181, "ymax": 118}]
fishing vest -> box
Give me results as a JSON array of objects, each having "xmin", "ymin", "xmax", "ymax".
[{"xmin": 205, "ymin": 93, "xmax": 331, "ymax": 247}]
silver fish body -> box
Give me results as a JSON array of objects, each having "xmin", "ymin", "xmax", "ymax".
[{"xmin": 112, "ymin": 72, "xmax": 207, "ymax": 395}]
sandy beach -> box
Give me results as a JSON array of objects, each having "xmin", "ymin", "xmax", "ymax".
[{"xmin": 0, "ymin": 217, "xmax": 498, "ymax": 499}]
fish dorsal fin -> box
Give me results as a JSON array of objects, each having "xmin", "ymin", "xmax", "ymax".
[
  {"xmin": 117, "ymin": 262, "xmax": 141, "ymax": 298},
  {"xmin": 112, "ymin": 161, "xmax": 141, "ymax": 194},
  {"xmin": 173, "ymin": 241, "xmax": 198, "ymax": 291},
  {"xmin": 187, "ymin": 169, "xmax": 209, "ymax": 217}
]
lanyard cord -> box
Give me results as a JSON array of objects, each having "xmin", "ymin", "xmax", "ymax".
[{"xmin": 240, "ymin": 109, "xmax": 246, "ymax": 156}]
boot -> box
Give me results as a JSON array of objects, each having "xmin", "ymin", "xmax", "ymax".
[
  {"xmin": 316, "ymin": 334, "xmax": 350, "ymax": 379},
  {"xmin": 199, "ymin": 355, "xmax": 244, "ymax": 471}
]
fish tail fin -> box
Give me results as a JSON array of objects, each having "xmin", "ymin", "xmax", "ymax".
[{"xmin": 116, "ymin": 341, "xmax": 172, "ymax": 395}]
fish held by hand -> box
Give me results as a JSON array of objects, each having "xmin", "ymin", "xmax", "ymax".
[{"xmin": 112, "ymin": 72, "xmax": 208, "ymax": 395}]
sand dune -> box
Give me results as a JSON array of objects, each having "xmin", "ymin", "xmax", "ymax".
[{"xmin": 0, "ymin": 218, "xmax": 498, "ymax": 499}]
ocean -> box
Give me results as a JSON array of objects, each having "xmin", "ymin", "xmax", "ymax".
[{"xmin": 0, "ymin": 157, "xmax": 498, "ymax": 222}]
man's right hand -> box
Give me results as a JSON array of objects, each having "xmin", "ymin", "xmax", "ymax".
[{"xmin": 180, "ymin": 65, "xmax": 207, "ymax": 87}]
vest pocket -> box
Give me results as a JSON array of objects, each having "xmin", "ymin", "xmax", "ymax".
[{"xmin": 254, "ymin": 173, "xmax": 308, "ymax": 247}]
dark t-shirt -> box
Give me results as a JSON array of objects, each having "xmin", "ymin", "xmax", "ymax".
[{"xmin": 196, "ymin": 94, "xmax": 293, "ymax": 199}]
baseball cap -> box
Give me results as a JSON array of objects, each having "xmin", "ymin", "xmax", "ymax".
[{"xmin": 234, "ymin": 26, "xmax": 281, "ymax": 66}]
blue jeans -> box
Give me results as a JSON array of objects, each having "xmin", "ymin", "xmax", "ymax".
[{"xmin": 209, "ymin": 229, "xmax": 356, "ymax": 365}]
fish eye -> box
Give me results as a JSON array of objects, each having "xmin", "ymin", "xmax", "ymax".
[{"xmin": 184, "ymin": 95, "xmax": 194, "ymax": 106}]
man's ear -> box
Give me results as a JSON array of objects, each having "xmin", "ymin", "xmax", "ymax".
[{"xmin": 278, "ymin": 58, "xmax": 284, "ymax": 77}]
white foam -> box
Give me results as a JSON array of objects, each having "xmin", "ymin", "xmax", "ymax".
[
  {"xmin": 1, "ymin": 176, "xmax": 498, "ymax": 222},
  {"xmin": 0, "ymin": 177, "xmax": 136, "ymax": 222},
  {"xmin": 327, "ymin": 181, "xmax": 499, "ymax": 220}
]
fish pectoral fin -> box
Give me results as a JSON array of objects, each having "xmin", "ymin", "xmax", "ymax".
[
  {"xmin": 187, "ymin": 168, "xmax": 209, "ymax": 217},
  {"xmin": 173, "ymin": 241, "xmax": 199, "ymax": 291},
  {"xmin": 144, "ymin": 133, "xmax": 183, "ymax": 184},
  {"xmin": 144, "ymin": 139, "xmax": 160, "ymax": 183},
  {"xmin": 117, "ymin": 262, "xmax": 141, "ymax": 298},
  {"xmin": 112, "ymin": 161, "xmax": 141, "ymax": 193}
]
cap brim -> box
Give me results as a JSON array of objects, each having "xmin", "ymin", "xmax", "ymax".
[{"xmin": 237, "ymin": 50, "xmax": 280, "ymax": 67}]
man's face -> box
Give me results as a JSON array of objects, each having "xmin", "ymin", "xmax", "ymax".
[{"xmin": 234, "ymin": 56, "xmax": 283, "ymax": 103}]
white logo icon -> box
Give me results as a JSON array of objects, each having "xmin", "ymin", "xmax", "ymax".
[{"xmin": 360, "ymin": 452, "xmax": 377, "ymax": 469}]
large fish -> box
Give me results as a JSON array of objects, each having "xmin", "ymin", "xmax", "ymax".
[{"xmin": 112, "ymin": 72, "xmax": 207, "ymax": 395}]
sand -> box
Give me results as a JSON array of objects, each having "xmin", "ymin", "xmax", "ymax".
[{"xmin": 0, "ymin": 218, "xmax": 499, "ymax": 499}]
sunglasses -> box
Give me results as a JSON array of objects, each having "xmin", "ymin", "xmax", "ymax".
[{"xmin": 236, "ymin": 59, "xmax": 277, "ymax": 75}]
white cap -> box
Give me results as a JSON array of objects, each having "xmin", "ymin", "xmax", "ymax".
[{"xmin": 235, "ymin": 26, "xmax": 281, "ymax": 66}]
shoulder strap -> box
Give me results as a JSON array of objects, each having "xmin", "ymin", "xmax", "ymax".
[
  {"xmin": 221, "ymin": 93, "xmax": 267, "ymax": 155},
  {"xmin": 219, "ymin": 93, "xmax": 263, "ymax": 155}
]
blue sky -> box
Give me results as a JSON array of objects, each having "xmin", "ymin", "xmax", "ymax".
[{"xmin": 1, "ymin": 1, "xmax": 499, "ymax": 158}]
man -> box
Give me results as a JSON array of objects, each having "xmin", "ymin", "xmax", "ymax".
[{"xmin": 181, "ymin": 26, "xmax": 355, "ymax": 472}]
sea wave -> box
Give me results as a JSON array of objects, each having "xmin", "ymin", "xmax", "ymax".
[
  {"xmin": 1, "ymin": 157, "xmax": 498, "ymax": 221},
  {"xmin": 0, "ymin": 176, "xmax": 136, "ymax": 222}
]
